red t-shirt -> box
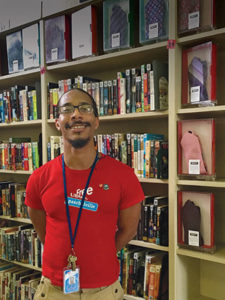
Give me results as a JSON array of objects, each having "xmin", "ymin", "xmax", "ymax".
[{"xmin": 25, "ymin": 154, "xmax": 144, "ymax": 288}]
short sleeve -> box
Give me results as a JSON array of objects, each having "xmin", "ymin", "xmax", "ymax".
[
  {"xmin": 119, "ymin": 167, "xmax": 145, "ymax": 210},
  {"xmin": 25, "ymin": 171, "xmax": 45, "ymax": 210}
]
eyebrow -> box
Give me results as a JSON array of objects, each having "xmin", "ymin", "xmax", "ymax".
[{"xmin": 60, "ymin": 101, "xmax": 91, "ymax": 107}]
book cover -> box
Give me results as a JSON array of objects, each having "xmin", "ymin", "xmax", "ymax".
[{"xmin": 152, "ymin": 60, "xmax": 168, "ymax": 110}]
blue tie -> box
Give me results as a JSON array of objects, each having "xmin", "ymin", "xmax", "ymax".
[{"xmin": 110, "ymin": 4, "xmax": 128, "ymax": 48}]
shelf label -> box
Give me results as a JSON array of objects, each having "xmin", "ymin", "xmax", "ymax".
[
  {"xmin": 13, "ymin": 60, "xmax": 18, "ymax": 72},
  {"xmin": 51, "ymin": 48, "xmax": 58, "ymax": 61},
  {"xmin": 188, "ymin": 11, "xmax": 200, "ymax": 30},
  {"xmin": 188, "ymin": 230, "xmax": 200, "ymax": 247},
  {"xmin": 112, "ymin": 33, "xmax": 120, "ymax": 48},
  {"xmin": 149, "ymin": 23, "xmax": 158, "ymax": 39},
  {"xmin": 190, "ymin": 86, "xmax": 200, "ymax": 103},
  {"xmin": 189, "ymin": 159, "xmax": 200, "ymax": 174}
]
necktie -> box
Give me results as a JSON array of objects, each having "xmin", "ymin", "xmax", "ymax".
[
  {"xmin": 144, "ymin": 0, "xmax": 166, "ymax": 40},
  {"xmin": 182, "ymin": 200, "xmax": 204, "ymax": 246},
  {"xmin": 188, "ymin": 57, "xmax": 209, "ymax": 101},
  {"xmin": 110, "ymin": 4, "xmax": 128, "ymax": 48},
  {"xmin": 178, "ymin": 0, "xmax": 200, "ymax": 32}
]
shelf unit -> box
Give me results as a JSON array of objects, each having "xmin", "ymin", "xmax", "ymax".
[{"xmin": 0, "ymin": 0, "xmax": 225, "ymax": 300}]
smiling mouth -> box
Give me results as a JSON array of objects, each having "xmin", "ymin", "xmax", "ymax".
[{"xmin": 65, "ymin": 122, "xmax": 90, "ymax": 130}]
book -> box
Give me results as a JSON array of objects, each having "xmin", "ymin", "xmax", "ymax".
[{"xmin": 152, "ymin": 60, "xmax": 168, "ymax": 110}]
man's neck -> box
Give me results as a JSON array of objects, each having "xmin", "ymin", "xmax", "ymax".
[{"xmin": 63, "ymin": 143, "xmax": 97, "ymax": 170}]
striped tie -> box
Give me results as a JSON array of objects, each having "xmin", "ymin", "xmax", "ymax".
[{"xmin": 110, "ymin": 4, "xmax": 128, "ymax": 48}]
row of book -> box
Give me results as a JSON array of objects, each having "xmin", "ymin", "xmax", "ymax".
[
  {"xmin": 118, "ymin": 247, "xmax": 168, "ymax": 299},
  {"xmin": 0, "ymin": 181, "xmax": 27, "ymax": 219},
  {"xmin": 0, "ymin": 225, "xmax": 42, "ymax": 268},
  {"xmin": 48, "ymin": 133, "xmax": 168, "ymax": 179},
  {"xmin": 47, "ymin": 60, "xmax": 168, "ymax": 119},
  {"xmin": 0, "ymin": 260, "xmax": 41, "ymax": 300},
  {"xmin": 136, "ymin": 196, "xmax": 168, "ymax": 246},
  {"xmin": 0, "ymin": 83, "xmax": 41, "ymax": 123},
  {"xmin": 0, "ymin": 138, "xmax": 40, "ymax": 171}
]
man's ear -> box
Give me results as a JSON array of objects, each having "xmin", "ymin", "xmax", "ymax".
[
  {"xmin": 55, "ymin": 119, "xmax": 61, "ymax": 131},
  {"xmin": 94, "ymin": 117, "xmax": 99, "ymax": 130}
]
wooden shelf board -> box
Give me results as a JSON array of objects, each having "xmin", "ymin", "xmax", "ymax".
[
  {"xmin": 0, "ymin": 68, "xmax": 40, "ymax": 88},
  {"xmin": 139, "ymin": 178, "xmax": 168, "ymax": 184},
  {"xmin": 0, "ymin": 120, "xmax": 42, "ymax": 127},
  {"xmin": 0, "ymin": 170, "xmax": 32, "ymax": 175},
  {"xmin": 177, "ymin": 179, "xmax": 225, "ymax": 188},
  {"xmin": 129, "ymin": 240, "xmax": 169, "ymax": 252},
  {"xmin": 123, "ymin": 295, "xmax": 144, "ymax": 300},
  {"xmin": 178, "ymin": 105, "xmax": 225, "ymax": 116},
  {"xmin": 0, "ymin": 216, "xmax": 31, "ymax": 224},
  {"xmin": 178, "ymin": 27, "xmax": 225, "ymax": 46},
  {"xmin": 0, "ymin": 257, "xmax": 41, "ymax": 272},
  {"xmin": 47, "ymin": 42, "xmax": 168, "ymax": 76},
  {"xmin": 177, "ymin": 245, "xmax": 225, "ymax": 265}
]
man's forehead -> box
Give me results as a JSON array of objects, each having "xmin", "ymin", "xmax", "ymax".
[{"xmin": 61, "ymin": 90, "xmax": 92, "ymax": 104}]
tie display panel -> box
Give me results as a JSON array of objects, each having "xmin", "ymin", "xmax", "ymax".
[
  {"xmin": 139, "ymin": 0, "xmax": 169, "ymax": 45},
  {"xmin": 178, "ymin": 0, "xmax": 216, "ymax": 35},
  {"xmin": 182, "ymin": 41, "xmax": 217, "ymax": 107},
  {"xmin": 103, "ymin": 0, "xmax": 135, "ymax": 52},
  {"xmin": 177, "ymin": 118, "xmax": 216, "ymax": 180},
  {"xmin": 177, "ymin": 191, "xmax": 215, "ymax": 253}
]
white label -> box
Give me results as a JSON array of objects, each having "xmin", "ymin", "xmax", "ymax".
[
  {"xmin": 189, "ymin": 159, "xmax": 200, "ymax": 174},
  {"xmin": 51, "ymin": 48, "xmax": 58, "ymax": 61},
  {"xmin": 188, "ymin": 230, "xmax": 200, "ymax": 247},
  {"xmin": 149, "ymin": 23, "xmax": 159, "ymax": 39},
  {"xmin": 188, "ymin": 11, "xmax": 200, "ymax": 30},
  {"xmin": 13, "ymin": 60, "xmax": 18, "ymax": 72},
  {"xmin": 190, "ymin": 86, "xmax": 200, "ymax": 103},
  {"xmin": 112, "ymin": 33, "xmax": 120, "ymax": 48}
]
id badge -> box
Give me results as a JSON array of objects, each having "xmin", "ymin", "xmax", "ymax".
[{"xmin": 63, "ymin": 267, "xmax": 80, "ymax": 294}]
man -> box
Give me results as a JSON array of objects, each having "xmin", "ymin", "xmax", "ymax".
[{"xmin": 25, "ymin": 88, "xmax": 144, "ymax": 299}]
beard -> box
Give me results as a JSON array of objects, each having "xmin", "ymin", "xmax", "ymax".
[{"xmin": 68, "ymin": 137, "xmax": 90, "ymax": 149}]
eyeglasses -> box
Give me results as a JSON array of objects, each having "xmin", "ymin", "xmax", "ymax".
[{"xmin": 58, "ymin": 103, "xmax": 94, "ymax": 115}]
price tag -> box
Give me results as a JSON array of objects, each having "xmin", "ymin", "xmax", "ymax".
[
  {"xmin": 190, "ymin": 86, "xmax": 200, "ymax": 103},
  {"xmin": 188, "ymin": 11, "xmax": 200, "ymax": 30},
  {"xmin": 51, "ymin": 48, "xmax": 58, "ymax": 61},
  {"xmin": 188, "ymin": 230, "xmax": 200, "ymax": 247},
  {"xmin": 189, "ymin": 159, "xmax": 200, "ymax": 174},
  {"xmin": 112, "ymin": 33, "xmax": 120, "ymax": 48},
  {"xmin": 149, "ymin": 23, "xmax": 158, "ymax": 39},
  {"xmin": 13, "ymin": 60, "xmax": 18, "ymax": 72}
]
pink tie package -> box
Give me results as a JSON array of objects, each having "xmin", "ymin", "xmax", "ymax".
[
  {"xmin": 177, "ymin": 191, "xmax": 215, "ymax": 253},
  {"xmin": 178, "ymin": 118, "xmax": 215, "ymax": 179}
]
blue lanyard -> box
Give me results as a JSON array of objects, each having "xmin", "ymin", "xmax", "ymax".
[{"xmin": 62, "ymin": 152, "xmax": 98, "ymax": 250}]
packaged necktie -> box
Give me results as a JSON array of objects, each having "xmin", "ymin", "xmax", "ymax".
[
  {"xmin": 45, "ymin": 14, "xmax": 71, "ymax": 64},
  {"xmin": 178, "ymin": 0, "xmax": 216, "ymax": 35},
  {"xmin": 178, "ymin": 118, "xmax": 215, "ymax": 179},
  {"xmin": 139, "ymin": 0, "xmax": 169, "ymax": 45},
  {"xmin": 178, "ymin": 191, "xmax": 215, "ymax": 253},
  {"xmin": 6, "ymin": 30, "xmax": 24, "ymax": 74},
  {"xmin": 182, "ymin": 41, "xmax": 217, "ymax": 106},
  {"xmin": 103, "ymin": 0, "xmax": 136, "ymax": 52}
]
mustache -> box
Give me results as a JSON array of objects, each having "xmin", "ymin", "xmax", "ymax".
[{"xmin": 65, "ymin": 121, "xmax": 91, "ymax": 129}]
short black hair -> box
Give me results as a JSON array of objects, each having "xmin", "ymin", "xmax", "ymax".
[{"xmin": 57, "ymin": 87, "xmax": 99, "ymax": 117}]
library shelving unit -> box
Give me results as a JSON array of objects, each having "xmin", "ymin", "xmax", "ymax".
[{"xmin": 1, "ymin": 0, "xmax": 225, "ymax": 300}]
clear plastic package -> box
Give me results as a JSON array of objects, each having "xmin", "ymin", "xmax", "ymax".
[
  {"xmin": 182, "ymin": 41, "xmax": 217, "ymax": 107},
  {"xmin": 178, "ymin": 191, "xmax": 215, "ymax": 253},
  {"xmin": 178, "ymin": 118, "xmax": 215, "ymax": 179}
]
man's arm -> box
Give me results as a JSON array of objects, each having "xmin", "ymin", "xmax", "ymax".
[
  {"xmin": 28, "ymin": 207, "xmax": 46, "ymax": 244},
  {"xmin": 115, "ymin": 202, "xmax": 141, "ymax": 252}
]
